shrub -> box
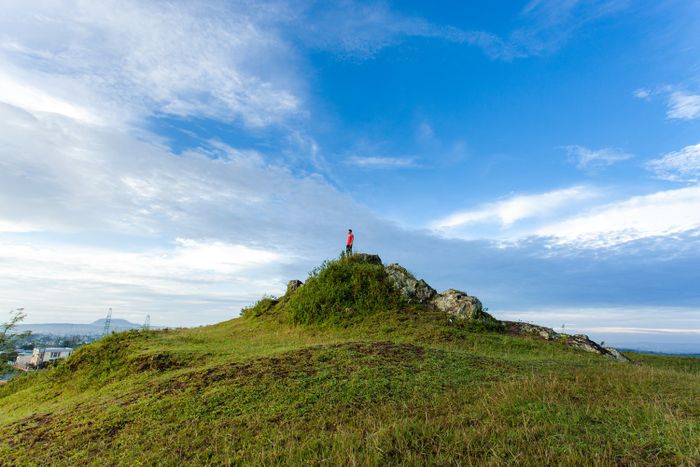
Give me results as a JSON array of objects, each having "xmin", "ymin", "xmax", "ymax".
[
  {"xmin": 285, "ymin": 255, "xmax": 405, "ymax": 325},
  {"xmin": 240, "ymin": 296, "xmax": 279, "ymax": 318}
]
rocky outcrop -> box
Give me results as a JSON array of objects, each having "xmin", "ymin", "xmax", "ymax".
[
  {"xmin": 359, "ymin": 253, "xmax": 630, "ymax": 363},
  {"xmin": 383, "ymin": 264, "xmax": 495, "ymax": 323},
  {"xmin": 384, "ymin": 263, "xmax": 437, "ymax": 303},
  {"xmin": 503, "ymin": 321, "xmax": 631, "ymax": 363},
  {"xmin": 286, "ymin": 280, "xmax": 303, "ymax": 295},
  {"xmin": 352, "ymin": 253, "xmax": 383, "ymax": 265},
  {"xmin": 431, "ymin": 289, "xmax": 495, "ymax": 322}
]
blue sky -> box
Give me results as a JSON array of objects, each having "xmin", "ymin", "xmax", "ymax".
[{"xmin": 1, "ymin": 1, "xmax": 699, "ymax": 351}]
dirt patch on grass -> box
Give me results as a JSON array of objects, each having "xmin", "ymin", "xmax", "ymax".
[
  {"xmin": 129, "ymin": 351, "xmax": 192, "ymax": 373},
  {"xmin": 152, "ymin": 341, "xmax": 430, "ymax": 395},
  {"xmin": 4, "ymin": 413, "xmax": 55, "ymax": 448}
]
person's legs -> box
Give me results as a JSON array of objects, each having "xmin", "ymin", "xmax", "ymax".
[{"xmin": 346, "ymin": 245, "xmax": 352, "ymax": 255}]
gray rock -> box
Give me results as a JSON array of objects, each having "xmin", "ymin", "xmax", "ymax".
[
  {"xmin": 604, "ymin": 347, "xmax": 632, "ymax": 363},
  {"xmin": 506, "ymin": 321, "xmax": 559, "ymax": 340},
  {"xmin": 431, "ymin": 289, "xmax": 494, "ymax": 321},
  {"xmin": 384, "ymin": 263, "xmax": 437, "ymax": 303},
  {"xmin": 567, "ymin": 334, "xmax": 607, "ymax": 354},
  {"xmin": 286, "ymin": 280, "xmax": 303, "ymax": 295},
  {"xmin": 352, "ymin": 253, "xmax": 383, "ymax": 265},
  {"xmin": 503, "ymin": 321, "xmax": 632, "ymax": 363}
]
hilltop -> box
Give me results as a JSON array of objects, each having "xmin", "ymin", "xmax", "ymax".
[{"xmin": 0, "ymin": 254, "xmax": 698, "ymax": 465}]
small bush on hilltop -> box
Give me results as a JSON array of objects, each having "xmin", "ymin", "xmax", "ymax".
[
  {"xmin": 286, "ymin": 255, "xmax": 405, "ymax": 325},
  {"xmin": 240, "ymin": 296, "xmax": 279, "ymax": 318}
]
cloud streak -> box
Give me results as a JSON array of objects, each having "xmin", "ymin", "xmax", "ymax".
[
  {"xmin": 0, "ymin": 0, "xmax": 302, "ymax": 127},
  {"xmin": 294, "ymin": 0, "xmax": 628, "ymax": 61},
  {"xmin": 565, "ymin": 145, "xmax": 634, "ymax": 170},
  {"xmin": 646, "ymin": 143, "xmax": 700, "ymax": 182},
  {"xmin": 536, "ymin": 185, "xmax": 700, "ymax": 247},
  {"xmin": 666, "ymin": 91, "xmax": 700, "ymax": 120},
  {"xmin": 432, "ymin": 186, "xmax": 599, "ymax": 233},
  {"xmin": 345, "ymin": 156, "xmax": 417, "ymax": 169}
]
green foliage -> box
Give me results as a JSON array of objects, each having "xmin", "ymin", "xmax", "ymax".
[
  {"xmin": 58, "ymin": 330, "xmax": 149, "ymax": 385},
  {"xmin": 450, "ymin": 315, "xmax": 505, "ymax": 334},
  {"xmin": 285, "ymin": 255, "xmax": 405, "ymax": 325},
  {"xmin": 0, "ymin": 309, "xmax": 30, "ymax": 371},
  {"xmin": 240, "ymin": 296, "xmax": 279, "ymax": 318}
]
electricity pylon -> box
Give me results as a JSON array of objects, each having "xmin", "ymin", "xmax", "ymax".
[{"xmin": 102, "ymin": 308, "xmax": 112, "ymax": 335}]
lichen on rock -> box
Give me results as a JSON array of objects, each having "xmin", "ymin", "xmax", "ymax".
[
  {"xmin": 384, "ymin": 263, "xmax": 437, "ymax": 303},
  {"xmin": 431, "ymin": 288, "xmax": 495, "ymax": 322},
  {"xmin": 286, "ymin": 280, "xmax": 303, "ymax": 295}
]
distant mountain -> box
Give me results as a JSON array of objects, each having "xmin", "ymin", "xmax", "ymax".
[
  {"xmin": 16, "ymin": 319, "xmax": 151, "ymax": 336},
  {"xmin": 91, "ymin": 318, "xmax": 142, "ymax": 328}
]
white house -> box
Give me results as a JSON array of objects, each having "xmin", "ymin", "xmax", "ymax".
[
  {"xmin": 29, "ymin": 347, "xmax": 73, "ymax": 367},
  {"xmin": 14, "ymin": 353, "xmax": 33, "ymax": 371}
]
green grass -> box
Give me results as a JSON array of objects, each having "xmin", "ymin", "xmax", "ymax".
[
  {"xmin": 1, "ymin": 257, "xmax": 698, "ymax": 465},
  {"xmin": 284, "ymin": 254, "xmax": 406, "ymax": 325}
]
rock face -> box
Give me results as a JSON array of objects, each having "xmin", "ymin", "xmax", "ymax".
[
  {"xmin": 384, "ymin": 263, "xmax": 437, "ymax": 303},
  {"xmin": 352, "ymin": 253, "xmax": 383, "ymax": 265},
  {"xmin": 383, "ymin": 264, "xmax": 495, "ymax": 323},
  {"xmin": 503, "ymin": 321, "xmax": 631, "ymax": 363},
  {"xmin": 286, "ymin": 280, "xmax": 303, "ymax": 295},
  {"xmin": 431, "ymin": 288, "xmax": 494, "ymax": 322}
]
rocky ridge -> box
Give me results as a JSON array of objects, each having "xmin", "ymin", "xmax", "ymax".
[
  {"xmin": 503, "ymin": 321, "xmax": 632, "ymax": 363},
  {"xmin": 286, "ymin": 253, "xmax": 631, "ymax": 363}
]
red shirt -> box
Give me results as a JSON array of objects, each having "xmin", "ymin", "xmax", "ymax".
[{"xmin": 347, "ymin": 233, "xmax": 354, "ymax": 246}]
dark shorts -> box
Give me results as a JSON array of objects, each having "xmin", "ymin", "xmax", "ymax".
[{"xmin": 346, "ymin": 245, "xmax": 353, "ymax": 254}]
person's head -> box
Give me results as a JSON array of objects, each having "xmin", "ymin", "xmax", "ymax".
[{"xmin": 348, "ymin": 229, "xmax": 352, "ymax": 233}]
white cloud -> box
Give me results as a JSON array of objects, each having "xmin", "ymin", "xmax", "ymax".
[
  {"xmin": 583, "ymin": 327, "xmax": 700, "ymax": 335},
  {"xmin": 633, "ymin": 88, "xmax": 651, "ymax": 99},
  {"xmin": 432, "ymin": 158, "xmax": 700, "ymax": 248},
  {"xmin": 0, "ymin": 238, "xmax": 282, "ymax": 287},
  {"xmin": 0, "ymin": 1, "xmax": 302, "ymax": 127},
  {"xmin": 294, "ymin": 2, "xmax": 519, "ymax": 60},
  {"xmin": 432, "ymin": 186, "xmax": 599, "ymax": 232},
  {"xmin": 0, "ymin": 101, "xmax": 373, "ymax": 244},
  {"xmin": 0, "ymin": 237, "xmax": 287, "ymax": 326},
  {"xmin": 513, "ymin": 0, "xmax": 628, "ymax": 56},
  {"xmin": 345, "ymin": 156, "xmax": 417, "ymax": 169},
  {"xmin": 666, "ymin": 91, "xmax": 700, "ymax": 120},
  {"xmin": 646, "ymin": 143, "xmax": 700, "ymax": 182},
  {"xmin": 0, "ymin": 71, "xmax": 101, "ymax": 124},
  {"xmin": 535, "ymin": 185, "xmax": 700, "ymax": 247},
  {"xmin": 296, "ymin": 0, "xmax": 628, "ymax": 61},
  {"xmin": 565, "ymin": 145, "xmax": 633, "ymax": 170},
  {"xmin": 0, "ymin": 219, "xmax": 42, "ymax": 234},
  {"xmin": 0, "ymin": 94, "xmax": 399, "ymax": 324}
]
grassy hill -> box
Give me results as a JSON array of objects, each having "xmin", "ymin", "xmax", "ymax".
[{"xmin": 1, "ymin": 255, "xmax": 699, "ymax": 465}]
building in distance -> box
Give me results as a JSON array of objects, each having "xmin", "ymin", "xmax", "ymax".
[{"xmin": 28, "ymin": 347, "xmax": 73, "ymax": 368}]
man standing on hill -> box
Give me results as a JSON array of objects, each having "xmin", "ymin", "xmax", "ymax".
[{"xmin": 346, "ymin": 229, "xmax": 354, "ymax": 255}]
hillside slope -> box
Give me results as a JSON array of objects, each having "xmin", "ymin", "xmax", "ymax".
[{"xmin": 1, "ymin": 255, "xmax": 699, "ymax": 465}]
